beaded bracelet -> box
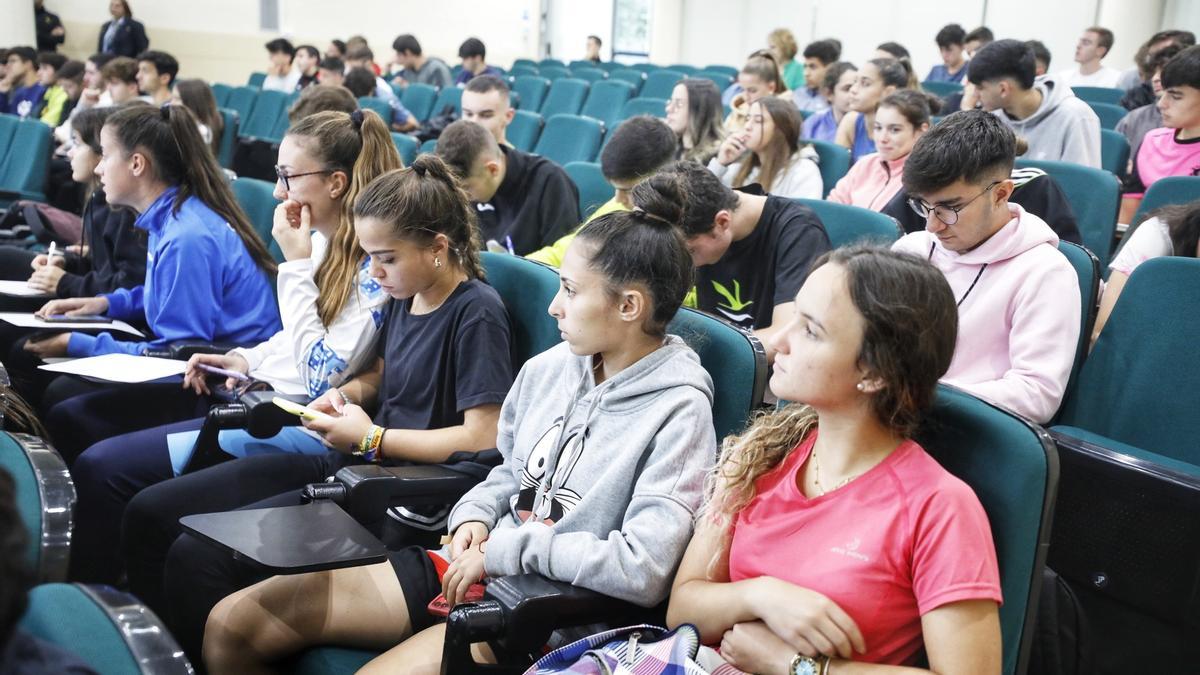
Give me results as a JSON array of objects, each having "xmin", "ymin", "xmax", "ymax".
[{"xmin": 357, "ymin": 424, "xmax": 385, "ymax": 462}]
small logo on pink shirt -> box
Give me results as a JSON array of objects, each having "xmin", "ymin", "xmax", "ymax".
[{"xmin": 831, "ymin": 537, "xmax": 870, "ymax": 562}]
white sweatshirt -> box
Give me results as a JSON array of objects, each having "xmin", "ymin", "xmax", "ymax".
[{"xmin": 707, "ymin": 145, "xmax": 823, "ymax": 199}]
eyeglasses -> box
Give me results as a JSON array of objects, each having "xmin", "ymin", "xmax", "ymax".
[
  {"xmin": 907, "ymin": 180, "xmax": 1002, "ymax": 226},
  {"xmin": 274, "ymin": 165, "xmax": 333, "ymax": 192}
]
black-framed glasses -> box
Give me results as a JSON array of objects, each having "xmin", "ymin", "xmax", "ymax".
[
  {"xmin": 907, "ymin": 180, "xmax": 1002, "ymax": 226},
  {"xmin": 274, "ymin": 165, "xmax": 333, "ymax": 191}
]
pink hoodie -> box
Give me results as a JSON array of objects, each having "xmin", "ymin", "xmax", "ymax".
[
  {"xmin": 893, "ymin": 204, "xmax": 1081, "ymax": 424},
  {"xmin": 827, "ymin": 152, "xmax": 908, "ymax": 211}
]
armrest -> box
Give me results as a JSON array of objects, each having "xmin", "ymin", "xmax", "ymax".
[
  {"xmin": 238, "ymin": 390, "xmax": 305, "ymax": 438},
  {"xmin": 304, "ymin": 464, "xmax": 485, "ymax": 524},
  {"xmin": 181, "ymin": 391, "xmax": 307, "ymax": 474},
  {"xmin": 143, "ymin": 340, "xmax": 241, "ymax": 360}
]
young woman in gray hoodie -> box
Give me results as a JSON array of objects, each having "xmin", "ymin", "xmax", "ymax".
[{"xmin": 202, "ymin": 209, "xmax": 720, "ymax": 672}]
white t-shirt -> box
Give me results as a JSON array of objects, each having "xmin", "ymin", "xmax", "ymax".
[
  {"xmin": 1059, "ymin": 66, "xmax": 1123, "ymax": 89},
  {"xmin": 1109, "ymin": 217, "xmax": 1172, "ymax": 276}
]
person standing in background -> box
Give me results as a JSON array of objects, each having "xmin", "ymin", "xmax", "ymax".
[
  {"xmin": 97, "ymin": 0, "xmax": 148, "ymax": 58},
  {"xmin": 34, "ymin": 0, "xmax": 66, "ymax": 53}
]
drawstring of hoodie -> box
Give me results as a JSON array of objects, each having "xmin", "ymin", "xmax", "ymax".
[{"xmin": 929, "ymin": 242, "xmax": 988, "ymax": 307}]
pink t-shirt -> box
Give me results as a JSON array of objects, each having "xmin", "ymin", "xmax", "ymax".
[
  {"xmin": 1130, "ymin": 127, "xmax": 1200, "ymax": 198},
  {"xmin": 727, "ymin": 431, "xmax": 1003, "ymax": 665}
]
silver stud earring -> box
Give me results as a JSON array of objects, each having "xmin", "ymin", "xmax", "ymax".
[{"xmin": 434, "ymin": 257, "xmax": 442, "ymax": 268}]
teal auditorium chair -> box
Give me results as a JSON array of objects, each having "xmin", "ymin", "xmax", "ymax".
[
  {"xmin": 210, "ymin": 82, "xmax": 233, "ymax": 107},
  {"xmin": 357, "ymin": 96, "xmax": 392, "ymax": 123},
  {"xmin": 232, "ymin": 177, "xmax": 284, "ymax": 263},
  {"xmin": 666, "ymin": 64, "xmax": 698, "ymax": 76},
  {"xmin": 804, "ymin": 139, "xmax": 851, "ymax": 199},
  {"xmin": 1047, "ymin": 257, "xmax": 1200, "ymax": 668},
  {"xmin": 1122, "ymin": 175, "xmax": 1200, "ymax": 248},
  {"xmin": 695, "ymin": 70, "xmax": 734, "ymax": 91},
  {"xmin": 239, "ymin": 89, "xmax": 288, "ymax": 143},
  {"xmin": 619, "ymin": 97, "xmax": 667, "ymax": 121},
  {"xmin": 1016, "ymin": 158, "xmax": 1119, "ymax": 268},
  {"xmin": 608, "ymin": 68, "xmax": 645, "ymax": 95},
  {"xmin": 391, "ymin": 132, "xmax": 418, "ymax": 165},
  {"xmin": 401, "ymin": 83, "xmax": 437, "ymax": 122},
  {"xmin": 564, "ymin": 161, "xmax": 612, "ymax": 219},
  {"xmin": 431, "ymin": 87, "xmax": 463, "ymax": 117},
  {"xmin": 914, "ymin": 386, "xmax": 1059, "ymax": 675},
  {"xmin": 704, "ymin": 64, "xmax": 739, "ymax": 77},
  {"xmin": 508, "ymin": 64, "xmax": 538, "ymax": 79},
  {"xmin": 570, "ymin": 67, "xmax": 607, "ymax": 84},
  {"xmin": 631, "ymin": 63, "xmax": 658, "ymax": 74},
  {"xmin": 419, "ymin": 138, "xmax": 437, "ymax": 155},
  {"xmin": 512, "ymin": 75, "xmax": 550, "ymax": 113},
  {"xmin": 539, "ymin": 78, "xmax": 589, "ymax": 117},
  {"xmin": 1086, "ymin": 101, "xmax": 1127, "ymax": 130},
  {"xmin": 533, "ymin": 115, "xmax": 604, "ymax": 165},
  {"xmin": 224, "ymin": 85, "xmax": 258, "ymax": 122},
  {"xmin": 641, "ymin": 69, "xmax": 686, "ymax": 99},
  {"xmin": 0, "ymin": 118, "xmax": 51, "ymax": 206},
  {"xmin": 922, "ymin": 80, "xmax": 963, "ymax": 98},
  {"xmin": 216, "ymin": 108, "xmax": 239, "ymax": 169},
  {"xmin": 1071, "ymin": 85, "xmax": 1124, "ymax": 106},
  {"xmin": 507, "ymin": 109, "xmax": 544, "ymax": 152},
  {"xmin": 538, "ymin": 58, "xmax": 566, "ymax": 69},
  {"xmin": 512, "ymin": 58, "xmax": 537, "ymax": 70},
  {"xmin": 538, "ymin": 65, "xmax": 570, "ymax": 82},
  {"xmin": 1052, "ymin": 240, "xmax": 1100, "ymax": 423},
  {"xmin": 246, "ymin": 71, "xmax": 266, "ymax": 88},
  {"xmin": 792, "ymin": 199, "xmax": 902, "ymax": 248},
  {"xmin": 567, "ymin": 59, "xmax": 594, "ymax": 71},
  {"xmin": 1099, "ymin": 128, "xmax": 1130, "ymax": 178},
  {"xmin": 0, "ymin": 432, "xmax": 72, "ymax": 581},
  {"xmin": 579, "ymin": 79, "xmax": 635, "ymax": 130}
]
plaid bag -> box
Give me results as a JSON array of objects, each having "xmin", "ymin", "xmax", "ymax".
[{"xmin": 524, "ymin": 623, "xmax": 707, "ymax": 675}]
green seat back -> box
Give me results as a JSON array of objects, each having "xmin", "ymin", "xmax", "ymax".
[
  {"xmin": 513, "ymin": 58, "xmax": 538, "ymax": 70},
  {"xmin": 619, "ymin": 97, "xmax": 667, "ymax": 121},
  {"xmin": 539, "ymin": 78, "xmax": 590, "ymax": 118},
  {"xmin": 240, "ymin": 89, "xmax": 288, "ymax": 142},
  {"xmin": 225, "ymin": 85, "xmax": 258, "ymax": 124},
  {"xmin": 667, "ymin": 308, "xmax": 765, "ymax": 441},
  {"xmin": 666, "ymin": 64, "xmax": 698, "ymax": 76},
  {"xmin": 216, "ymin": 108, "xmax": 239, "ymax": 169},
  {"xmin": 570, "ymin": 67, "xmax": 607, "ymax": 84},
  {"xmin": 539, "ymin": 65, "xmax": 571, "ymax": 82},
  {"xmin": 210, "ymin": 83, "xmax": 233, "ymax": 107},
  {"xmin": 509, "ymin": 65, "xmax": 540, "ymax": 81},
  {"xmin": 0, "ymin": 119, "xmax": 51, "ymax": 203},
  {"xmin": 631, "ymin": 63, "xmax": 659, "ymax": 74},
  {"xmin": 292, "ymin": 646, "xmax": 376, "ymax": 675},
  {"xmin": 432, "ymin": 86, "xmax": 462, "ymax": 117},
  {"xmin": 533, "ymin": 114, "xmax": 603, "ymax": 165},
  {"xmin": 641, "ymin": 69, "xmax": 686, "ymax": 99},
  {"xmin": 804, "ymin": 139, "xmax": 851, "ymax": 199},
  {"xmin": 538, "ymin": 58, "xmax": 566, "ymax": 69},
  {"xmin": 564, "ymin": 161, "xmax": 612, "ymax": 219},
  {"xmin": 420, "ymin": 138, "xmax": 438, "ymax": 155},
  {"xmin": 1072, "ymin": 86, "xmax": 1124, "ymax": 106},
  {"xmin": 401, "ymin": 83, "xmax": 437, "ymax": 122},
  {"xmin": 916, "ymin": 386, "xmax": 1058, "ymax": 675},
  {"xmin": 792, "ymin": 198, "xmax": 901, "ymax": 248},
  {"xmin": 609, "ymin": 69, "xmax": 645, "ymax": 96},
  {"xmin": 232, "ymin": 177, "xmax": 284, "ymax": 263},
  {"xmin": 247, "ymin": 71, "xmax": 266, "ymax": 88},
  {"xmin": 1016, "ymin": 158, "xmax": 1119, "ymax": 268},
  {"xmin": 580, "ymin": 80, "xmax": 635, "ymax": 130},
  {"xmin": 1086, "ymin": 101, "xmax": 1127, "ymax": 130},
  {"xmin": 694, "ymin": 70, "xmax": 734, "ymax": 91},
  {"xmin": 704, "ymin": 64, "xmax": 739, "ymax": 77},
  {"xmin": 1128, "ymin": 175, "xmax": 1200, "ymax": 232},
  {"xmin": 513, "ymin": 75, "xmax": 551, "ymax": 113},
  {"xmin": 357, "ymin": 96, "xmax": 392, "ymax": 124},
  {"xmin": 481, "ymin": 252, "xmax": 562, "ymax": 368},
  {"xmin": 21, "ymin": 584, "xmax": 141, "ymax": 674},
  {"xmin": 1052, "ymin": 241, "xmax": 1100, "ymax": 423},
  {"xmin": 391, "ymin": 132, "xmax": 418, "ymax": 165},
  {"xmin": 1057, "ymin": 256, "xmax": 1200, "ymax": 466},
  {"xmin": 508, "ymin": 109, "xmax": 544, "ymax": 152},
  {"xmin": 0, "ymin": 434, "xmax": 44, "ymax": 574},
  {"xmin": 922, "ymin": 80, "xmax": 964, "ymax": 97},
  {"xmin": 1100, "ymin": 128, "xmax": 1130, "ymax": 177}
]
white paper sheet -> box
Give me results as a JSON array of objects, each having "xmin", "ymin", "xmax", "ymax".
[
  {"xmin": 38, "ymin": 353, "xmax": 187, "ymax": 383},
  {"xmin": 0, "ymin": 281, "xmax": 53, "ymax": 297},
  {"xmin": 0, "ymin": 312, "xmax": 145, "ymax": 337}
]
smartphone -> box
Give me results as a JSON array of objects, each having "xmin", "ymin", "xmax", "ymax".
[
  {"xmin": 41, "ymin": 314, "xmax": 112, "ymax": 324},
  {"xmin": 272, "ymin": 396, "xmax": 334, "ymax": 422}
]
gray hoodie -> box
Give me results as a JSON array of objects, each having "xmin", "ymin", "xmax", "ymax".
[
  {"xmin": 995, "ymin": 75, "xmax": 1102, "ymax": 169},
  {"xmin": 447, "ymin": 336, "xmax": 716, "ymax": 607}
]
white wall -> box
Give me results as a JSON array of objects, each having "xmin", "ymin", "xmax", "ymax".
[
  {"xmin": 1, "ymin": 0, "xmax": 36, "ymax": 47},
  {"xmin": 546, "ymin": 0, "xmax": 613, "ymax": 62}
]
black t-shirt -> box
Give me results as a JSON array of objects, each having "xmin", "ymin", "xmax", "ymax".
[
  {"xmin": 474, "ymin": 146, "xmax": 580, "ymax": 256},
  {"xmin": 696, "ymin": 186, "xmax": 830, "ymax": 330},
  {"xmin": 376, "ymin": 279, "xmax": 514, "ymax": 432}
]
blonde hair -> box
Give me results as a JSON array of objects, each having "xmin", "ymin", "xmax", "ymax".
[
  {"xmin": 733, "ymin": 97, "xmax": 802, "ymax": 192},
  {"xmin": 768, "ymin": 28, "xmax": 799, "ymax": 62}
]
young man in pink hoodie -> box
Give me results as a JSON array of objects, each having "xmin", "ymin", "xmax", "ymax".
[{"xmin": 892, "ymin": 110, "xmax": 1081, "ymax": 424}]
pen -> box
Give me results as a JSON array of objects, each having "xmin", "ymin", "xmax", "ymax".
[
  {"xmin": 197, "ymin": 363, "xmax": 251, "ymax": 382},
  {"xmin": 47, "ymin": 242, "xmax": 61, "ymax": 261},
  {"xmin": 505, "ymin": 235, "xmax": 515, "ymax": 255}
]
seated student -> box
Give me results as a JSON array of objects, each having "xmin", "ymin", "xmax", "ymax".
[
  {"xmin": 34, "ymin": 51, "xmax": 69, "ymax": 126},
  {"xmin": 346, "ymin": 46, "xmax": 400, "ymax": 103},
  {"xmin": 709, "ymin": 97, "xmax": 822, "ymax": 199},
  {"xmin": 391, "ymin": 34, "xmax": 453, "ymax": 90},
  {"xmin": 0, "ymin": 46, "xmax": 46, "ymax": 117},
  {"xmin": 461, "ymin": 74, "xmax": 514, "ymax": 146},
  {"xmin": 638, "ymin": 160, "xmax": 829, "ymax": 361},
  {"xmin": 725, "ymin": 50, "xmax": 791, "ymax": 134},
  {"xmin": 1027, "ymin": 40, "xmax": 1052, "ymax": 77},
  {"xmin": 528, "ymin": 114, "xmax": 680, "ymax": 266},
  {"xmin": 1096, "ymin": 201, "xmax": 1200, "ymax": 341},
  {"xmin": 875, "ymin": 42, "xmax": 922, "ymax": 90},
  {"xmin": 287, "ymin": 82, "xmax": 357, "ymax": 122},
  {"xmin": 769, "ymin": 28, "xmax": 805, "ymax": 92},
  {"xmin": 968, "ymin": 39, "xmax": 1102, "ymax": 168},
  {"xmin": 55, "ymin": 53, "xmax": 114, "ymax": 144},
  {"xmin": 801, "ymin": 61, "xmax": 856, "ymax": 143},
  {"xmin": 667, "ymin": 78, "xmax": 725, "ymax": 164},
  {"xmin": 261, "ymin": 38, "xmax": 300, "ymax": 92},
  {"xmin": 1120, "ymin": 45, "xmax": 1200, "ymax": 222},
  {"xmin": 1116, "ymin": 44, "xmax": 1182, "ymax": 161},
  {"xmin": 66, "ymin": 108, "xmax": 400, "ymax": 584},
  {"xmin": 892, "ymin": 110, "xmax": 1080, "ymax": 424},
  {"xmin": 585, "ymin": 33, "xmax": 603, "ymax": 63},
  {"xmin": 926, "ymin": 23, "xmax": 969, "ymax": 83},
  {"xmin": 171, "ymin": 78, "xmax": 223, "ymax": 155},
  {"xmin": 1058, "ymin": 26, "xmax": 1121, "ymax": 89},
  {"xmin": 828, "ymin": 90, "xmax": 933, "ymax": 210},
  {"xmin": 454, "ymin": 37, "xmax": 503, "ymax": 87},
  {"xmin": 120, "ymin": 157, "xmax": 515, "ymax": 662},
  {"xmin": 316, "ymin": 56, "xmax": 345, "ymax": 88},
  {"xmin": 345, "ymin": 35, "xmax": 380, "ymax": 74},
  {"xmin": 437, "ymin": 119, "xmax": 579, "ymax": 255},
  {"xmin": 135, "ymin": 49, "xmax": 176, "ymax": 106},
  {"xmin": 325, "ymin": 39, "xmax": 346, "ymax": 61},
  {"xmin": 792, "ymin": 39, "xmax": 839, "ymax": 114},
  {"xmin": 201, "ymin": 207, "xmax": 715, "ymax": 674},
  {"xmin": 1117, "ymin": 30, "xmax": 1193, "ymax": 109},
  {"xmin": 101, "ymin": 56, "xmax": 143, "ymax": 104},
  {"xmin": 345, "ymin": 66, "xmax": 417, "ymax": 132},
  {"xmin": 292, "ymin": 44, "xmax": 320, "ymax": 91},
  {"xmin": 963, "ymin": 26, "xmax": 994, "ymax": 59},
  {"xmin": 836, "ymin": 58, "xmax": 910, "ymax": 163},
  {"xmin": 668, "ymin": 245, "xmax": 1002, "ymax": 674}
]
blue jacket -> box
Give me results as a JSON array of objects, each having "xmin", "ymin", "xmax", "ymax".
[
  {"xmin": 0, "ymin": 83, "xmax": 47, "ymax": 117},
  {"xmin": 67, "ymin": 187, "xmax": 281, "ymax": 357}
]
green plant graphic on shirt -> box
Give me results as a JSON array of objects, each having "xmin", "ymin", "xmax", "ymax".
[{"xmin": 712, "ymin": 279, "xmax": 752, "ymax": 312}]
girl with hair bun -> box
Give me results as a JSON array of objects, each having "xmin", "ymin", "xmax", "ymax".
[
  {"xmin": 202, "ymin": 208, "xmax": 718, "ymax": 673},
  {"xmin": 835, "ymin": 57, "xmax": 914, "ymax": 163}
]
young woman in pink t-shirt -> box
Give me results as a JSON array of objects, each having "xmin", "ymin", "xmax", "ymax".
[{"xmin": 668, "ymin": 246, "xmax": 1003, "ymax": 675}]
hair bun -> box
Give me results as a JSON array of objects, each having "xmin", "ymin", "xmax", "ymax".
[
  {"xmin": 350, "ymin": 108, "xmax": 365, "ymax": 131},
  {"xmin": 159, "ymin": 103, "xmax": 171, "ymax": 121}
]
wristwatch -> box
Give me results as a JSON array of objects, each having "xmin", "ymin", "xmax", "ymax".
[{"xmin": 789, "ymin": 653, "xmax": 830, "ymax": 675}]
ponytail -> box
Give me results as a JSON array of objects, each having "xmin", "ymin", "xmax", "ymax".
[
  {"xmin": 353, "ymin": 154, "xmax": 483, "ymax": 281},
  {"xmin": 105, "ymin": 103, "xmax": 276, "ymax": 274},
  {"xmin": 288, "ymin": 108, "xmax": 402, "ymax": 325}
]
